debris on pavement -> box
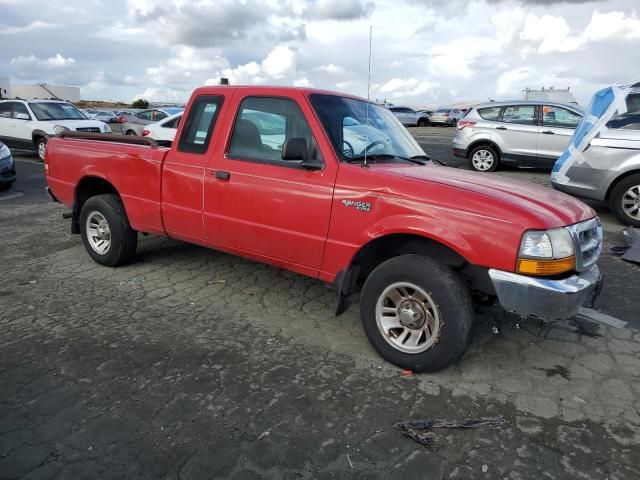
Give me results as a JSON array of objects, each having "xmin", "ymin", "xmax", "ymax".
[
  {"xmin": 577, "ymin": 307, "xmax": 628, "ymax": 329},
  {"xmin": 347, "ymin": 454, "xmax": 354, "ymax": 469},
  {"xmin": 208, "ymin": 279, "xmax": 227, "ymax": 285},
  {"xmin": 401, "ymin": 369, "xmax": 413, "ymax": 376},
  {"xmin": 611, "ymin": 226, "xmax": 640, "ymax": 263},
  {"xmin": 17, "ymin": 279, "xmax": 37, "ymax": 285},
  {"xmin": 395, "ymin": 416, "xmax": 507, "ymax": 450},
  {"xmin": 256, "ymin": 431, "xmax": 270, "ymax": 440}
]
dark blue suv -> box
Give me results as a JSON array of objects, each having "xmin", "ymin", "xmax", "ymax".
[{"xmin": 0, "ymin": 141, "xmax": 16, "ymax": 191}]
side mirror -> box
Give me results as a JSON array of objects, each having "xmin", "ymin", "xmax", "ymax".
[
  {"xmin": 15, "ymin": 113, "xmax": 30, "ymax": 120},
  {"xmin": 282, "ymin": 137, "xmax": 323, "ymax": 171}
]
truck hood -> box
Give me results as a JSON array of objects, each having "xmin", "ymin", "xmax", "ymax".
[{"xmin": 375, "ymin": 164, "xmax": 595, "ymax": 228}]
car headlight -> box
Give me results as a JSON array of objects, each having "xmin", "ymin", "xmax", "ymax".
[
  {"xmin": 53, "ymin": 125, "xmax": 70, "ymax": 135},
  {"xmin": 0, "ymin": 143, "xmax": 11, "ymax": 160},
  {"xmin": 517, "ymin": 228, "xmax": 575, "ymax": 276},
  {"xmin": 103, "ymin": 123, "xmax": 111, "ymax": 133}
]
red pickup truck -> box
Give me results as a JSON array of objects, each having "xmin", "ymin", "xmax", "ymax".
[{"xmin": 45, "ymin": 86, "xmax": 603, "ymax": 372}]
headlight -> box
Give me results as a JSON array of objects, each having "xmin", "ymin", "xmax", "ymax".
[
  {"xmin": 103, "ymin": 123, "xmax": 111, "ymax": 133},
  {"xmin": 53, "ymin": 125, "xmax": 70, "ymax": 135},
  {"xmin": 517, "ymin": 228, "xmax": 575, "ymax": 276},
  {"xmin": 0, "ymin": 143, "xmax": 10, "ymax": 159}
]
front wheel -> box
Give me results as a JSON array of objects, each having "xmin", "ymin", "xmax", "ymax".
[
  {"xmin": 417, "ymin": 118, "xmax": 429, "ymax": 127},
  {"xmin": 80, "ymin": 194, "xmax": 138, "ymax": 266},
  {"xmin": 360, "ymin": 254, "xmax": 474, "ymax": 372},
  {"xmin": 610, "ymin": 173, "xmax": 640, "ymax": 227},
  {"xmin": 35, "ymin": 137, "xmax": 47, "ymax": 161},
  {"xmin": 125, "ymin": 130, "xmax": 137, "ymax": 136}
]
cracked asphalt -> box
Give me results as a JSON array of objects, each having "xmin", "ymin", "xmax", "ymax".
[{"xmin": 1, "ymin": 133, "xmax": 639, "ymax": 479}]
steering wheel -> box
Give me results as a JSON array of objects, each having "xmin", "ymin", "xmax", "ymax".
[
  {"xmin": 343, "ymin": 140, "xmax": 354, "ymax": 157},
  {"xmin": 359, "ymin": 140, "xmax": 386, "ymax": 155}
]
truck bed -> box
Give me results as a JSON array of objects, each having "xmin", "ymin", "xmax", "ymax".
[{"xmin": 46, "ymin": 135, "xmax": 170, "ymax": 236}]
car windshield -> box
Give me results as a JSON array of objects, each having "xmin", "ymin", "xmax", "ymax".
[
  {"xmin": 435, "ymin": 108, "xmax": 450, "ymax": 113},
  {"xmin": 162, "ymin": 107, "xmax": 184, "ymax": 115},
  {"xmin": 29, "ymin": 102, "xmax": 86, "ymax": 121},
  {"xmin": 309, "ymin": 94, "xmax": 426, "ymax": 162}
]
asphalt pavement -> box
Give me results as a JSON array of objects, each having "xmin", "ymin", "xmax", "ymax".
[{"xmin": 1, "ymin": 132, "xmax": 639, "ymax": 479}]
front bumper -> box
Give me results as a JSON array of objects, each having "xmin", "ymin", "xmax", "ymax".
[
  {"xmin": 488, "ymin": 264, "xmax": 602, "ymax": 320},
  {"xmin": 452, "ymin": 147, "xmax": 466, "ymax": 158}
]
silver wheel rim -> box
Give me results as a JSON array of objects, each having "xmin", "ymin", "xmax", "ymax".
[
  {"xmin": 375, "ymin": 282, "xmax": 441, "ymax": 354},
  {"xmin": 622, "ymin": 184, "xmax": 640, "ymax": 219},
  {"xmin": 38, "ymin": 141, "xmax": 46, "ymax": 160},
  {"xmin": 471, "ymin": 149, "xmax": 494, "ymax": 171},
  {"xmin": 85, "ymin": 211, "xmax": 112, "ymax": 255}
]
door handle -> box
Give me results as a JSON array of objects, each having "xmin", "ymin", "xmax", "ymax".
[
  {"xmin": 495, "ymin": 126, "xmax": 507, "ymax": 130},
  {"xmin": 542, "ymin": 130, "xmax": 555, "ymax": 135},
  {"xmin": 213, "ymin": 170, "xmax": 230, "ymax": 180}
]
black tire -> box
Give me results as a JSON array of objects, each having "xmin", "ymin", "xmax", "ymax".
[
  {"xmin": 468, "ymin": 144, "xmax": 499, "ymax": 172},
  {"xmin": 417, "ymin": 118, "xmax": 429, "ymax": 127},
  {"xmin": 0, "ymin": 183, "xmax": 12, "ymax": 192},
  {"xmin": 125, "ymin": 130, "xmax": 137, "ymax": 136},
  {"xmin": 35, "ymin": 137, "xmax": 47, "ymax": 161},
  {"xmin": 360, "ymin": 254, "xmax": 474, "ymax": 372},
  {"xmin": 450, "ymin": 119, "xmax": 457, "ymax": 127},
  {"xmin": 609, "ymin": 173, "xmax": 640, "ymax": 227},
  {"xmin": 79, "ymin": 194, "xmax": 137, "ymax": 266}
]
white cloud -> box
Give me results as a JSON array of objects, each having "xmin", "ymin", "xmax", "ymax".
[
  {"xmin": 0, "ymin": 20, "xmax": 55, "ymax": 34},
  {"xmin": 10, "ymin": 53, "xmax": 76, "ymax": 69},
  {"xmin": 293, "ymin": 77, "xmax": 313, "ymax": 87},
  {"xmin": 306, "ymin": 0, "xmax": 374, "ymax": 20},
  {"xmin": 144, "ymin": 47, "xmax": 230, "ymax": 86},
  {"xmin": 379, "ymin": 78, "xmax": 437, "ymax": 100},
  {"xmin": 583, "ymin": 10, "xmax": 640, "ymax": 41},
  {"xmin": 210, "ymin": 45, "xmax": 298, "ymax": 85},
  {"xmin": 262, "ymin": 45, "xmax": 296, "ymax": 78}
]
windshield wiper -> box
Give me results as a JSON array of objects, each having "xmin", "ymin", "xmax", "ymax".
[{"xmin": 347, "ymin": 154, "xmax": 427, "ymax": 165}]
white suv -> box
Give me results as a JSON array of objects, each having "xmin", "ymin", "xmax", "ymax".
[{"xmin": 0, "ymin": 99, "xmax": 110, "ymax": 160}]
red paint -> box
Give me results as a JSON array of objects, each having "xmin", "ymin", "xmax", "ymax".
[{"xmin": 45, "ymin": 86, "xmax": 596, "ymax": 283}]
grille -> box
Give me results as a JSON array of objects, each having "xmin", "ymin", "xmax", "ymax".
[
  {"xmin": 76, "ymin": 127, "xmax": 101, "ymax": 133},
  {"xmin": 568, "ymin": 217, "xmax": 602, "ymax": 272}
]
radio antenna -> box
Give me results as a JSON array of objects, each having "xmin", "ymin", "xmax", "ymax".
[{"xmin": 363, "ymin": 25, "xmax": 373, "ymax": 168}]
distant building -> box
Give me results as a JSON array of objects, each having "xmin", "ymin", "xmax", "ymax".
[
  {"xmin": 523, "ymin": 87, "xmax": 578, "ymax": 106},
  {"xmin": 0, "ymin": 78, "xmax": 81, "ymax": 102}
]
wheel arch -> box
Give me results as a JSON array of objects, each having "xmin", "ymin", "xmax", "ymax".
[
  {"xmin": 32, "ymin": 129, "xmax": 49, "ymax": 145},
  {"xmin": 72, "ymin": 176, "xmax": 121, "ymax": 234},
  {"xmin": 605, "ymin": 169, "xmax": 640, "ymax": 200}
]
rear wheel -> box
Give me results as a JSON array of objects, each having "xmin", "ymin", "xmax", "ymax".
[
  {"xmin": 35, "ymin": 137, "xmax": 47, "ymax": 161},
  {"xmin": 417, "ymin": 118, "xmax": 429, "ymax": 127},
  {"xmin": 469, "ymin": 145, "xmax": 499, "ymax": 172},
  {"xmin": 360, "ymin": 254, "xmax": 474, "ymax": 372},
  {"xmin": 610, "ymin": 173, "xmax": 640, "ymax": 227},
  {"xmin": 125, "ymin": 130, "xmax": 137, "ymax": 136},
  {"xmin": 450, "ymin": 119, "xmax": 457, "ymax": 127},
  {"xmin": 80, "ymin": 194, "xmax": 137, "ymax": 266},
  {"xmin": 0, "ymin": 183, "xmax": 12, "ymax": 192}
]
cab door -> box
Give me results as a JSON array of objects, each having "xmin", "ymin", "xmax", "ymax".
[
  {"xmin": 202, "ymin": 91, "xmax": 338, "ymax": 275},
  {"xmin": 161, "ymin": 95, "xmax": 226, "ymax": 241},
  {"xmin": 537, "ymin": 105, "xmax": 582, "ymax": 168},
  {"xmin": 496, "ymin": 104, "xmax": 539, "ymax": 166}
]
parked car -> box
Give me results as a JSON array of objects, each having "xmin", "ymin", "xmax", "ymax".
[
  {"xmin": 120, "ymin": 108, "xmax": 184, "ymax": 136},
  {"xmin": 552, "ymin": 85, "xmax": 640, "ymax": 226},
  {"xmin": 452, "ymin": 100, "xmax": 584, "ymax": 172},
  {"xmin": 45, "ymin": 85, "xmax": 602, "ymax": 373},
  {"xmin": 0, "ymin": 141, "xmax": 16, "ymax": 191},
  {"xmin": 0, "ymin": 99, "xmax": 111, "ymax": 160},
  {"xmin": 84, "ymin": 109, "xmax": 117, "ymax": 123},
  {"xmin": 142, "ymin": 112, "xmax": 182, "ymax": 146},
  {"xmin": 430, "ymin": 108, "xmax": 464, "ymax": 127},
  {"xmin": 388, "ymin": 107, "xmax": 430, "ymax": 127}
]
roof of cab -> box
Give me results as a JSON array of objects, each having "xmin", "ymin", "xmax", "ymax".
[{"xmin": 191, "ymin": 85, "xmax": 367, "ymax": 102}]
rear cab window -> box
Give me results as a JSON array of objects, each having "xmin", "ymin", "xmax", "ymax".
[{"xmin": 177, "ymin": 95, "xmax": 224, "ymax": 154}]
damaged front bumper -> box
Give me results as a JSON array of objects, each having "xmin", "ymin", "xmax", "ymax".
[{"xmin": 488, "ymin": 264, "xmax": 602, "ymax": 320}]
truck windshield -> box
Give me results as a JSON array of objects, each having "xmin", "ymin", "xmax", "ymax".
[
  {"xmin": 29, "ymin": 102, "xmax": 87, "ymax": 121},
  {"xmin": 309, "ymin": 94, "xmax": 426, "ymax": 162}
]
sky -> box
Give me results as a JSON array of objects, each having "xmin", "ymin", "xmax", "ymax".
[{"xmin": 1, "ymin": 0, "xmax": 639, "ymax": 106}]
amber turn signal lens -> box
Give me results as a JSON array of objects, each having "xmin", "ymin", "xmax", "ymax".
[{"xmin": 517, "ymin": 256, "xmax": 575, "ymax": 276}]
